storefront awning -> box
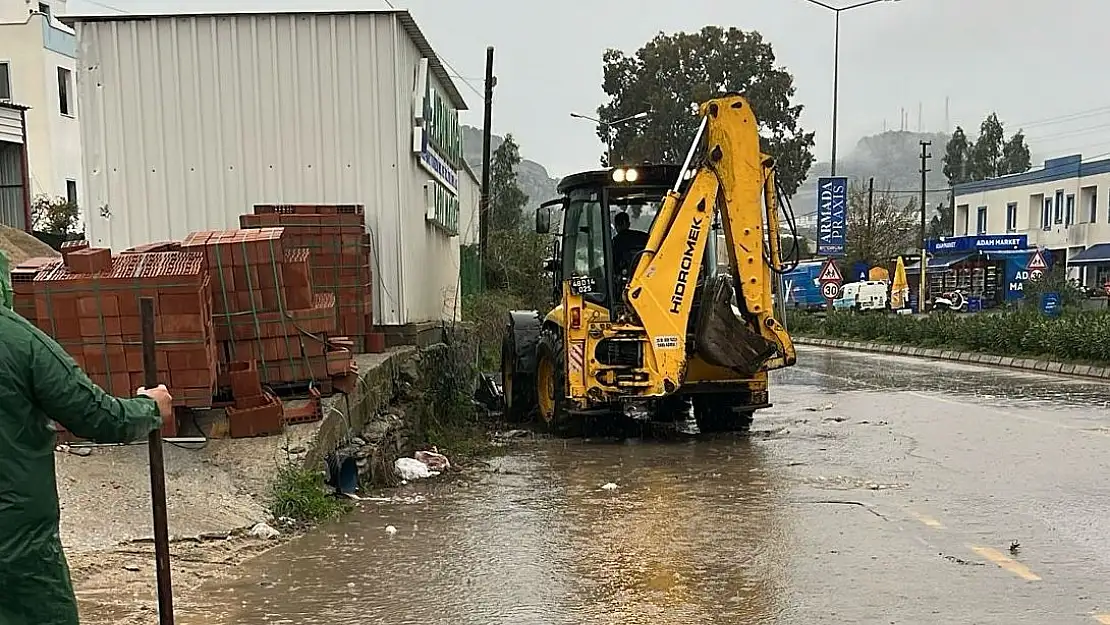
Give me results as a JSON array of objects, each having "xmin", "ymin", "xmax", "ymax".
[
  {"xmin": 1069, "ymin": 243, "xmax": 1110, "ymax": 265},
  {"xmin": 904, "ymin": 254, "xmax": 974, "ymax": 274}
]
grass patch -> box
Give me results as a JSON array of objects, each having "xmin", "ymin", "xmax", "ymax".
[
  {"xmin": 269, "ymin": 463, "xmax": 353, "ymax": 525},
  {"xmin": 423, "ymin": 421, "xmax": 506, "ymax": 461}
]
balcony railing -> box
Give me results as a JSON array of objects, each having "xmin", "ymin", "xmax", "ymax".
[{"xmin": 42, "ymin": 18, "xmax": 76, "ymax": 59}]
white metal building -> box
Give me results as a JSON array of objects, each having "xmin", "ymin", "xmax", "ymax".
[
  {"xmin": 953, "ymin": 154, "xmax": 1110, "ymax": 288},
  {"xmin": 0, "ymin": 0, "xmax": 82, "ymax": 205},
  {"xmin": 62, "ymin": 9, "xmax": 472, "ymax": 326}
]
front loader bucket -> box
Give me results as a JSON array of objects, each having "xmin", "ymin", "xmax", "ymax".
[{"xmin": 693, "ymin": 275, "xmax": 777, "ymax": 377}]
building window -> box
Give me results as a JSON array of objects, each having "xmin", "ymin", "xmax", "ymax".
[
  {"xmin": 1043, "ymin": 198, "xmax": 1052, "ymax": 230},
  {"xmin": 0, "ymin": 62, "xmax": 10, "ymax": 101},
  {"xmin": 38, "ymin": 2, "xmax": 50, "ymax": 15},
  {"xmin": 976, "ymin": 206, "xmax": 987, "ymax": 235},
  {"xmin": 1091, "ymin": 189, "xmax": 1099, "ymax": 223},
  {"xmin": 66, "ymin": 180, "xmax": 77, "ymax": 206},
  {"xmin": 1054, "ymin": 190, "xmax": 1064, "ymax": 223},
  {"xmin": 1065, "ymin": 194, "xmax": 1075, "ymax": 226},
  {"xmin": 57, "ymin": 67, "xmax": 73, "ymax": 116},
  {"xmin": 1006, "ymin": 202, "xmax": 1017, "ymax": 232}
]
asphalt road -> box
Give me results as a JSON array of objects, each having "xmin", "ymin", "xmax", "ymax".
[{"xmin": 172, "ymin": 346, "xmax": 1110, "ymax": 625}]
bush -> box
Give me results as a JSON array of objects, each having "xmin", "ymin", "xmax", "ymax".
[
  {"xmin": 269, "ymin": 464, "xmax": 352, "ymax": 525},
  {"xmin": 789, "ymin": 309, "xmax": 1110, "ymax": 364}
]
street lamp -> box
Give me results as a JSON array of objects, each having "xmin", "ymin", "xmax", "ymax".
[
  {"xmin": 799, "ymin": 0, "xmax": 901, "ymax": 176},
  {"xmin": 570, "ymin": 110, "xmax": 650, "ymax": 166}
]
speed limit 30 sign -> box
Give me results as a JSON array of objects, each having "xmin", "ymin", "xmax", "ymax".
[{"xmin": 821, "ymin": 281, "xmax": 842, "ymax": 300}]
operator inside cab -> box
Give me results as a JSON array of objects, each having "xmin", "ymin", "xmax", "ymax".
[{"xmin": 612, "ymin": 210, "xmax": 649, "ymax": 282}]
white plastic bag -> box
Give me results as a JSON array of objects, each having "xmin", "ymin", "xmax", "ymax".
[{"xmin": 395, "ymin": 457, "xmax": 439, "ymax": 481}]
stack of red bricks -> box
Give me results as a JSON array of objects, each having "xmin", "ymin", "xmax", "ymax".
[
  {"xmin": 180, "ymin": 227, "xmax": 356, "ymax": 395},
  {"xmin": 10, "ymin": 245, "xmax": 220, "ymax": 437},
  {"xmin": 240, "ymin": 204, "xmax": 382, "ymax": 353}
]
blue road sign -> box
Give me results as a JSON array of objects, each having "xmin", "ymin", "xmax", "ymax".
[
  {"xmin": 817, "ymin": 176, "xmax": 848, "ymax": 257},
  {"xmin": 1040, "ymin": 292, "xmax": 1062, "ymax": 318}
]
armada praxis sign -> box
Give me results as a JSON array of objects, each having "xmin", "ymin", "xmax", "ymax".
[{"xmin": 412, "ymin": 58, "xmax": 462, "ymax": 201}]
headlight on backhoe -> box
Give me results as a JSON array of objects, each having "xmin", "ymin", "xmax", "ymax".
[{"xmin": 611, "ymin": 167, "xmax": 638, "ymax": 183}]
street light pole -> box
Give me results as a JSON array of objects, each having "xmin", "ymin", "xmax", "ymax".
[
  {"xmin": 798, "ymin": 0, "xmax": 900, "ymax": 176},
  {"xmin": 831, "ymin": 10, "xmax": 840, "ymax": 176},
  {"xmin": 570, "ymin": 111, "xmax": 650, "ymax": 166}
]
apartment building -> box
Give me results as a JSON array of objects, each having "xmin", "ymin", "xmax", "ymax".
[
  {"xmin": 952, "ymin": 154, "xmax": 1110, "ymax": 288},
  {"xmin": 0, "ymin": 0, "xmax": 81, "ymax": 208}
]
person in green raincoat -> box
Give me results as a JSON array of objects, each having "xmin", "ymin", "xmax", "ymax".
[{"xmin": 0, "ymin": 250, "xmax": 174, "ymax": 625}]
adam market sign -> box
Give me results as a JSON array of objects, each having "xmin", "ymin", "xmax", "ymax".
[
  {"xmin": 412, "ymin": 58, "xmax": 461, "ymax": 196},
  {"xmin": 927, "ymin": 234, "xmax": 1028, "ymax": 254}
]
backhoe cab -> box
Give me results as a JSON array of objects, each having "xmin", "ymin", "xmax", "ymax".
[{"xmin": 501, "ymin": 94, "xmax": 797, "ymax": 435}]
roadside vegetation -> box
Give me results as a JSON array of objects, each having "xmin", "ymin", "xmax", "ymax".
[
  {"xmin": 461, "ymin": 135, "xmax": 552, "ymax": 371},
  {"xmin": 788, "ymin": 282, "xmax": 1110, "ymax": 366},
  {"xmin": 268, "ymin": 463, "xmax": 353, "ymax": 525}
]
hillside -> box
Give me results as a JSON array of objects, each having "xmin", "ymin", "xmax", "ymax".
[
  {"xmin": 461, "ymin": 125, "xmax": 560, "ymax": 209},
  {"xmin": 792, "ymin": 130, "xmax": 954, "ymax": 233}
]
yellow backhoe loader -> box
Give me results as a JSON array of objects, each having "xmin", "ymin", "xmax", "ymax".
[{"xmin": 501, "ymin": 93, "xmax": 799, "ymax": 435}]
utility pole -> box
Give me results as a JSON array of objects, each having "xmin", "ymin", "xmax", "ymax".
[
  {"xmin": 479, "ymin": 46, "xmax": 495, "ymax": 290},
  {"xmin": 919, "ymin": 140, "xmax": 932, "ymax": 312},
  {"xmin": 866, "ymin": 177, "xmax": 874, "ymax": 265}
]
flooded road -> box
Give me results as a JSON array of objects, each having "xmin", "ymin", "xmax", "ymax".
[{"xmin": 178, "ymin": 347, "xmax": 1110, "ymax": 624}]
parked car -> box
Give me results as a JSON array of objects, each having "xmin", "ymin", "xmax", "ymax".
[{"xmin": 833, "ymin": 281, "xmax": 889, "ymax": 312}]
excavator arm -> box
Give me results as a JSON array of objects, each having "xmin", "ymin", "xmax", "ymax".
[{"xmin": 623, "ymin": 94, "xmax": 796, "ymax": 394}]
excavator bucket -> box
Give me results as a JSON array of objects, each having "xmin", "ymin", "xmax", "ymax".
[{"xmin": 693, "ymin": 275, "xmax": 777, "ymax": 377}]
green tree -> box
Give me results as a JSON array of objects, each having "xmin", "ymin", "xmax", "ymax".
[
  {"xmin": 488, "ymin": 134, "xmax": 530, "ymax": 232},
  {"xmin": 943, "ymin": 127, "xmax": 970, "ymax": 185},
  {"xmin": 31, "ymin": 194, "xmax": 80, "ymax": 235},
  {"xmin": 1002, "ymin": 130, "xmax": 1032, "ymax": 176},
  {"xmin": 597, "ymin": 26, "xmax": 816, "ymax": 197},
  {"xmin": 928, "ymin": 202, "xmax": 954, "ymax": 239},
  {"xmin": 844, "ymin": 181, "xmax": 919, "ymax": 267},
  {"xmin": 943, "ymin": 113, "xmax": 1031, "ymax": 185}
]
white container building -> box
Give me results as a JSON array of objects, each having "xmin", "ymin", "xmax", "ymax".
[{"xmin": 61, "ymin": 9, "xmax": 476, "ymax": 327}]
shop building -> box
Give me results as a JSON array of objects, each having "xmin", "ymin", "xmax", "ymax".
[
  {"xmin": 61, "ymin": 9, "xmax": 471, "ymax": 328},
  {"xmin": 952, "ymin": 153, "xmax": 1110, "ymax": 290},
  {"xmin": 905, "ymin": 234, "xmax": 1047, "ymax": 309}
]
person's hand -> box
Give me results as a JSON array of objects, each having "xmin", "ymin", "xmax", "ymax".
[{"xmin": 137, "ymin": 384, "xmax": 173, "ymax": 419}]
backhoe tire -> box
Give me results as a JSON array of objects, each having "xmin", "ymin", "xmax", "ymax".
[
  {"xmin": 501, "ymin": 312, "xmax": 543, "ymax": 423},
  {"xmin": 535, "ymin": 328, "xmax": 581, "ymax": 437},
  {"xmin": 692, "ymin": 394, "xmax": 755, "ymax": 434}
]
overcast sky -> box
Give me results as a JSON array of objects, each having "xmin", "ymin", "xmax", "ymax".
[{"xmin": 67, "ymin": 0, "xmax": 1110, "ymax": 178}]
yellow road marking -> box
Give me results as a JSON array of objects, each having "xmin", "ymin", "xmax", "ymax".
[
  {"xmin": 912, "ymin": 512, "xmax": 946, "ymax": 529},
  {"xmin": 970, "ymin": 545, "xmax": 1041, "ymax": 581},
  {"xmin": 1093, "ymin": 615, "xmax": 1110, "ymax": 624}
]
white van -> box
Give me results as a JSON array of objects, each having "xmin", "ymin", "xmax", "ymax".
[{"xmin": 833, "ymin": 281, "xmax": 889, "ymax": 312}]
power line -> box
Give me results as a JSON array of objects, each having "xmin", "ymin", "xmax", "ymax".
[
  {"xmin": 382, "ymin": 0, "xmax": 483, "ymax": 100},
  {"xmin": 83, "ymin": 0, "xmax": 128, "ymax": 13}
]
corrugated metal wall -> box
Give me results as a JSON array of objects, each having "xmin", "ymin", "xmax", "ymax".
[
  {"xmin": 73, "ymin": 13, "xmax": 458, "ymax": 325},
  {"xmin": 0, "ymin": 143, "xmax": 26, "ymax": 229},
  {"xmin": 0, "ymin": 107, "xmax": 23, "ymax": 145}
]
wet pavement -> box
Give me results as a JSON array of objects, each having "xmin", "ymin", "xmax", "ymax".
[{"xmin": 176, "ymin": 346, "xmax": 1110, "ymax": 624}]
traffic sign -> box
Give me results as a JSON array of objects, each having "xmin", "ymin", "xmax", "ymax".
[
  {"xmin": 1027, "ymin": 249, "xmax": 1048, "ymax": 271},
  {"xmin": 818, "ymin": 258, "xmax": 843, "ymax": 284},
  {"xmin": 821, "ymin": 281, "xmax": 842, "ymax": 300}
]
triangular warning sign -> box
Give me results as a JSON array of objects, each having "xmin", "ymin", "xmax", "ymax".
[
  {"xmin": 819, "ymin": 259, "xmax": 843, "ymax": 283},
  {"xmin": 1027, "ymin": 249, "xmax": 1047, "ymax": 271}
]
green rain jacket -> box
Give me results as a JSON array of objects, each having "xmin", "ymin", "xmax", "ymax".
[{"xmin": 0, "ymin": 265, "xmax": 163, "ymax": 625}]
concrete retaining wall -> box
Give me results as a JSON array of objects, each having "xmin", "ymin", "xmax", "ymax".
[{"xmin": 796, "ymin": 337, "xmax": 1110, "ymax": 381}]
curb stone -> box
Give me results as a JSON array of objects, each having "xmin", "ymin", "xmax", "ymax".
[{"xmin": 794, "ymin": 336, "xmax": 1108, "ymax": 382}]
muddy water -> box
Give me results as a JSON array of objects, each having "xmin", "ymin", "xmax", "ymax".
[
  {"xmin": 181, "ymin": 438, "xmax": 793, "ymax": 624},
  {"xmin": 175, "ymin": 348, "xmax": 1110, "ymax": 624}
]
